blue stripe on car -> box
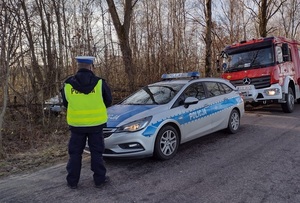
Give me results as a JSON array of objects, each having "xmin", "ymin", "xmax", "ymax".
[{"xmin": 142, "ymin": 96, "xmax": 242, "ymax": 137}]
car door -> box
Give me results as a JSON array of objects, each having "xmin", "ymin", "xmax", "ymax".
[
  {"xmin": 173, "ymin": 82, "xmax": 213, "ymax": 143},
  {"xmin": 203, "ymin": 81, "xmax": 234, "ymax": 131}
]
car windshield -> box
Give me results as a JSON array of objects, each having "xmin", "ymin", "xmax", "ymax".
[
  {"xmin": 121, "ymin": 84, "xmax": 184, "ymax": 105},
  {"xmin": 226, "ymin": 47, "xmax": 274, "ymax": 72}
]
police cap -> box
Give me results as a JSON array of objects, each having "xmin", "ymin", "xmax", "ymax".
[{"xmin": 75, "ymin": 56, "xmax": 95, "ymax": 64}]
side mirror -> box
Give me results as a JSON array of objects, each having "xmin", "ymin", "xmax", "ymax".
[{"xmin": 184, "ymin": 97, "xmax": 198, "ymax": 108}]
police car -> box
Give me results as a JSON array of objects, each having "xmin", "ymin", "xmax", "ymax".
[{"xmin": 102, "ymin": 72, "xmax": 244, "ymax": 160}]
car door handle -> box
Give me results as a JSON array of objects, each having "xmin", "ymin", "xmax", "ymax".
[{"xmin": 204, "ymin": 103, "xmax": 209, "ymax": 107}]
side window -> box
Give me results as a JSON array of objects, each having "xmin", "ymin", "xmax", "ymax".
[
  {"xmin": 183, "ymin": 82, "xmax": 206, "ymax": 100},
  {"xmin": 172, "ymin": 82, "xmax": 205, "ymax": 108},
  {"xmin": 205, "ymin": 82, "xmax": 232, "ymax": 97},
  {"xmin": 205, "ymin": 82, "xmax": 221, "ymax": 97},
  {"xmin": 281, "ymin": 43, "xmax": 292, "ymax": 62},
  {"xmin": 183, "ymin": 84, "xmax": 197, "ymax": 98}
]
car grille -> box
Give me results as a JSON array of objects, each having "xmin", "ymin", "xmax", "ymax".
[
  {"xmin": 231, "ymin": 76, "xmax": 271, "ymax": 89},
  {"xmin": 103, "ymin": 127, "xmax": 116, "ymax": 138}
]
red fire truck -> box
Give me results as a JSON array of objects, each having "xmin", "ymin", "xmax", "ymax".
[{"xmin": 220, "ymin": 36, "xmax": 300, "ymax": 113}]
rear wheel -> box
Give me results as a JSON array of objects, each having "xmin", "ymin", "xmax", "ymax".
[
  {"xmin": 281, "ymin": 87, "xmax": 294, "ymax": 113},
  {"xmin": 153, "ymin": 125, "xmax": 179, "ymax": 160},
  {"xmin": 227, "ymin": 109, "xmax": 240, "ymax": 134}
]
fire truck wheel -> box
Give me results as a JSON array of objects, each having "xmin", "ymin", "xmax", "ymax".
[{"xmin": 281, "ymin": 87, "xmax": 294, "ymax": 113}]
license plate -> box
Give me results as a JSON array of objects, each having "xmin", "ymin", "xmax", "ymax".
[{"xmin": 237, "ymin": 85, "xmax": 252, "ymax": 91}]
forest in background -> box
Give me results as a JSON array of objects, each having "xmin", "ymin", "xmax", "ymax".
[{"xmin": 0, "ymin": 0, "xmax": 299, "ymax": 165}]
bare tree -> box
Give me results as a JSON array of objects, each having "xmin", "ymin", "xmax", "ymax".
[
  {"xmin": 19, "ymin": 0, "xmax": 44, "ymax": 99},
  {"xmin": 204, "ymin": 0, "xmax": 212, "ymax": 77},
  {"xmin": 278, "ymin": 0, "xmax": 300, "ymax": 38},
  {"xmin": 53, "ymin": 0, "xmax": 66, "ymax": 93},
  {"xmin": 105, "ymin": 0, "xmax": 139, "ymax": 92},
  {"xmin": 0, "ymin": 1, "xmax": 9, "ymax": 158},
  {"xmin": 243, "ymin": 0, "xmax": 287, "ymax": 37},
  {"xmin": 0, "ymin": 0, "xmax": 22, "ymax": 158},
  {"xmin": 188, "ymin": 0, "xmax": 212, "ymax": 77},
  {"xmin": 218, "ymin": 0, "xmax": 251, "ymax": 43}
]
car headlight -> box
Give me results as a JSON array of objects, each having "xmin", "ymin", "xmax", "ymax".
[{"xmin": 116, "ymin": 116, "xmax": 152, "ymax": 132}]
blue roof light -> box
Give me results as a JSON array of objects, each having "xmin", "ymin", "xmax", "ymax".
[{"xmin": 161, "ymin": 71, "xmax": 200, "ymax": 80}]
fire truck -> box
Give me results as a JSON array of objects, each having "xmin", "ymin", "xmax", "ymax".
[{"xmin": 220, "ymin": 36, "xmax": 300, "ymax": 113}]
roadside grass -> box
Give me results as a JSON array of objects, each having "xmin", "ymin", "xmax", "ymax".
[
  {"xmin": 0, "ymin": 144, "xmax": 68, "ymax": 177},
  {"xmin": 0, "ymin": 111, "xmax": 69, "ymax": 178}
]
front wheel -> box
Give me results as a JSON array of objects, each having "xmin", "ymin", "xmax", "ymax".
[
  {"xmin": 153, "ymin": 125, "xmax": 179, "ymax": 160},
  {"xmin": 227, "ymin": 109, "xmax": 240, "ymax": 134},
  {"xmin": 281, "ymin": 87, "xmax": 294, "ymax": 113}
]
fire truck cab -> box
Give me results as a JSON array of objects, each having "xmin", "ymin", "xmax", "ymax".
[{"xmin": 221, "ymin": 36, "xmax": 300, "ymax": 113}]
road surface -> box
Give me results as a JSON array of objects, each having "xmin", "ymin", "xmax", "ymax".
[{"xmin": 1, "ymin": 104, "xmax": 300, "ymax": 203}]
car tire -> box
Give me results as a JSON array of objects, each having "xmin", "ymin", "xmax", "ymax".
[
  {"xmin": 153, "ymin": 125, "xmax": 179, "ymax": 160},
  {"xmin": 227, "ymin": 109, "xmax": 240, "ymax": 134},
  {"xmin": 281, "ymin": 87, "xmax": 294, "ymax": 113}
]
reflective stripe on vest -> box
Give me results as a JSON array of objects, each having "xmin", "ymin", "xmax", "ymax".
[{"xmin": 64, "ymin": 80, "xmax": 107, "ymax": 127}]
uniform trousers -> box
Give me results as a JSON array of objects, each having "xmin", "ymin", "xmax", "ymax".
[{"xmin": 66, "ymin": 130, "xmax": 106, "ymax": 186}]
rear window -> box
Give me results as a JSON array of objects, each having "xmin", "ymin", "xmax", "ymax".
[{"xmin": 205, "ymin": 82, "xmax": 233, "ymax": 97}]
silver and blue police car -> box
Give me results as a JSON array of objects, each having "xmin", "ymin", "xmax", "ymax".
[{"xmin": 102, "ymin": 72, "xmax": 244, "ymax": 160}]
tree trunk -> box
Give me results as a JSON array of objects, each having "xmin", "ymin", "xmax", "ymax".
[
  {"xmin": 259, "ymin": 0, "xmax": 268, "ymax": 37},
  {"xmin": 205, "ymin": 0, "xmax": 212, "ymax": 77},
  {"xmin": 0, "ymin": 2, "xmax": 11, "ymax": 159},
  {"xmin": 54, "ymin": 0, "xmax": 64, "ymax": 93},
  {"xmin": 20, "ymin": 0, "xmax": 44, "ymax": 100},
  {"xmin": 106, "ymin": 0, "xmax": 137, "ymax": 92},
  {"xmin": 0, "ymin": 61, "xmax": 9, "ymax": 159}
]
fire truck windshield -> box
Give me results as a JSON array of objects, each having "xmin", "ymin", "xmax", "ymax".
[{"xmin": 224, "ymin": 47, "xmax": 275, "ymax": 72}]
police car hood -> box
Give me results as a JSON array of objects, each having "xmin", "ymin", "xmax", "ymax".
[{"xmin": 107, "ymin": 105, "xmax": 158, "ymax": 127}]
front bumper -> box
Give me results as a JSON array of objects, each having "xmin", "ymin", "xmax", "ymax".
[
  {"xmin": 237, "ymin": 83, "xmax": 282, "ymax": 102},
  {"xmin": 86, "ymin": 128, "xmax": 156, "ymax": 158}
]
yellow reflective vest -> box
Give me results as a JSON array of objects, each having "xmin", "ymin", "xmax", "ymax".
[{"xmin": 64, "ymin": 80, "xmax": 108, "ymax": 127}]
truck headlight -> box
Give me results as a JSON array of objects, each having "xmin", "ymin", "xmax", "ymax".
[
  {"xmin": 116, "ymin": 116, "xmax": 152, "ymax": 132},
  {"xmin": 264, "ymin": 88, "xmax": 280, "ymax": 96}
]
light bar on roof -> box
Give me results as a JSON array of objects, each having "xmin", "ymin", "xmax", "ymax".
[{"xmin": 161, "ymin": 72, "xmax": 200, "ymax": 79}]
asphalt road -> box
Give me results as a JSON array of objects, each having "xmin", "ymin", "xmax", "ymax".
[{"xmin": 1, "ymin": 104, "xmax": 300, "ymax": 203}]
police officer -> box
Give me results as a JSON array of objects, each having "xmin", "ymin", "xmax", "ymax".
[{"xmin": 61, "ymin": 56, "xmax": 112, "ymax": 189}]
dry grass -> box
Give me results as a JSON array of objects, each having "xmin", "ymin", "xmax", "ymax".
[
  {"xmin": 0, "ymin": 143, "xmax": 68, "ymax": 177},
  {"xmin": 0, "ymin": 109, "xmax": 70, "ymax": 178}
]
